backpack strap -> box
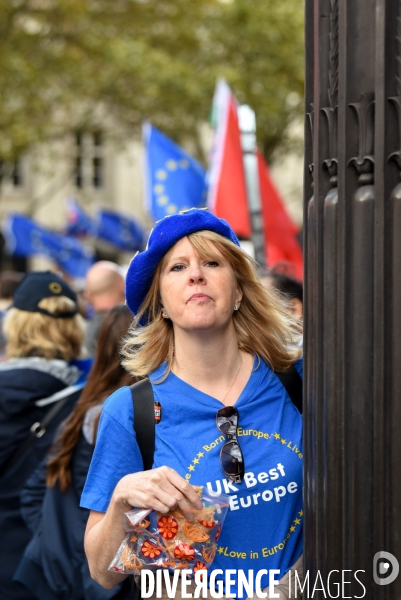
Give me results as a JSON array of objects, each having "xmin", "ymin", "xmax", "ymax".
[
  {"xmin": 129, "ymin": 379, "xmax": 155, "ymax": 471},
  {"xmin": 130, "ymin": 576, "xmax": 142, "ymax": 600},
  {"xmin": 274, "ymin": 364, "xmax": 303, "ymax": 415},
  {"xmin": 129, "ymin": 379, "xmax": 155, "ymax": 600}
]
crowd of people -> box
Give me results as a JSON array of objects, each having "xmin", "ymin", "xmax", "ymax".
[{"xmin": 0, "ymin": 208, "xmax": 304, "ymax": 600}]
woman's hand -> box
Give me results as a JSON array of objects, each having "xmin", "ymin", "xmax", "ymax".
[
  {"xmin": 85, "ymin": 467, "xmax": 204, "ymax": 588},
  {"xmin": 113, "ymin": 466, "xmax": 203, "ymax": 519}
]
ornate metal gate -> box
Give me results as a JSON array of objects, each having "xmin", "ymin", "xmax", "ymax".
[{"xmin": 304, "ymin": 0, "xmax": 401, "ymax": 597}]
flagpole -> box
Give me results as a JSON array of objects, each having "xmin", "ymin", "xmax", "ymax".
[{"xmin": 237, "ymin": 105, "xmax": 266, "ymax": 266}]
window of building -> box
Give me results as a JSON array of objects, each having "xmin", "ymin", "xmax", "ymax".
[
  {"xmin": 74, "ymin": 131, "xmax": 104, "ymax": 189},
  {"xmin": 11, "ymin": 161, "xmax": 22, "ymax": 186},
  {"xmin": 0, "ymin": 159, "xmax": 23, "ymax": 187},
  {"xmin": 93, "ymin": 131, "xmax": 103, "ymax": 188}
]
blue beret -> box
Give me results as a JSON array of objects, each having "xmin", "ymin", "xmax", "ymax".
[{"xmin": 125, "ymin": 208, "xmax": 240, "ymax": 321}]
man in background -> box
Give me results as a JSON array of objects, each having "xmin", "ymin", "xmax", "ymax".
[{"xmin": 83, "ymin": 261, "xmax": 126, "ymax": 355}]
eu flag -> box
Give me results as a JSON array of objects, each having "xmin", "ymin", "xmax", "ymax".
[
  {"xmin": 96, "ymin": 209, "xmax": 144, "ymax": 252},
  {"xmin": 4, "ymin": 214, "xmax": 94, "ymax": 278},
  {"xmin": 143, "ymin": 123, "xmax": 207, "ymax": 221},
  {"xmin": 65, "ymin": 198, "xmax": 96, "ymax": 237}
]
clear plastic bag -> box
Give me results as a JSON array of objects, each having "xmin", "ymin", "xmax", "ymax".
[{"xmin": 108, "ymin": 494, "xmax": 229, "ymax": 576}]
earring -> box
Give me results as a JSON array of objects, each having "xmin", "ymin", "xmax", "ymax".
[
  {"xmin": 234, "ymin": 305, "xmax": 239, "ymax": 311},
  {"xmin": 162, "ymin": 310, "xmax": 168, "ymax": 318}
]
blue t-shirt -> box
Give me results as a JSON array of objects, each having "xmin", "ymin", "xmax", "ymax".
[{"xmin": 81, "ymin": 357, "xmax": 303, "ymax": 598}]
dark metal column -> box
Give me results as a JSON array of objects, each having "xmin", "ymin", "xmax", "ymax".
[{"xmin": 304, "ymin": 0, "xmax": 401, "ymax": 598}]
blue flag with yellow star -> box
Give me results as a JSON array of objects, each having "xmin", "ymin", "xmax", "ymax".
[
  {"xmin": 143, "ymin": 123, "xmax": 207, "ymax": 220},
  {"xmin": 3, "ymin": 214, "xmax": 94, "ymax": 278},
  {"xmin": 97, "ymin": 209, "xmax": 145, "ymax": 252}
]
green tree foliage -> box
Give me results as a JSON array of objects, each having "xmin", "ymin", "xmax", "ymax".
[{"xmin": 0, "ymin": 0, "xmax": 304, "ymax": 162}]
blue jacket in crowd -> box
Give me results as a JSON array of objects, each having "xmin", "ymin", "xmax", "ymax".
[
  {"xmin": 14, "ymin": 409, "xmax": 131, "ymax": 600},
  {"xmin": 0, "ymin": 357, "xmax": 91, "ymax": 600}
]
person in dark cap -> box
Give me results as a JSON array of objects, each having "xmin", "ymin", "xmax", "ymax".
[
  {"xmin": 0, "ymin": 271, "xmax": 91, "ymax": 600},
  {"xmin": 82, "ymin": 209, "xmax": 304, "ymax": 599}
]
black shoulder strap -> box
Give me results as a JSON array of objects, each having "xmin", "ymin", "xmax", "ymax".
[
  {"xmin": 130, "ymin": 576, "xmax": 141, "ymax": 600},
  {"xmin": 130, "ymin": 379, "xmax": 155, "ymax": 471},
  {"xmin": 275, "ymin": 364, "xmax": 303, "ymax": 414},
  {"xmin": 129, "ymin": 379, "xmax": 155, "ymax": 600}
]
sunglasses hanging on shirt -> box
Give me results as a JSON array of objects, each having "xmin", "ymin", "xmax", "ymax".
[{"xmin": 216, "ymin": 406, "xmax": 245, "ymax": 483}]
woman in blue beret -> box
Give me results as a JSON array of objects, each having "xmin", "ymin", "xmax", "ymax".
[{"xmin": 81, "ymin": 209, "xmax": 303, "ymax": 599}]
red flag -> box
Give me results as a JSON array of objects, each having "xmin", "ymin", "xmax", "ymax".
[
  {"xmin": 208, "ymin": 81, "xmax": 251, "ymax": 238},
  {"xmin": 257, "ymin": 150, "xmax": 303, "ymax": 280}
]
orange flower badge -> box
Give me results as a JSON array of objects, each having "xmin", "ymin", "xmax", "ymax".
[
  {"xmin": 174, "ymin": 543, "xmax": 195, "ymax": 561},
  {"xmin": 157, "ymin": 516, "xmax": 178, "ymax": 540},
  {"xmin": 141, "ymin": 540, "xmax": 162, "ymax": 559}
]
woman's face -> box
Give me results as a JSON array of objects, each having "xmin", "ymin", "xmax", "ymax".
[{"xmin": 159, "ymin": 236, "xmax": 242, "ymax": 333}]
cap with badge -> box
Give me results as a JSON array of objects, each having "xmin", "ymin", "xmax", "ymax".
[
  {"xmin": 11, "ymin": 271, "xmax": 78, "ymax": 318},
  {"xmin": 125, "ymin": 208, "xmax": 240, "ymax": 322}
]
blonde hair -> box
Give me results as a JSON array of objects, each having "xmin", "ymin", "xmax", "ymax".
[
  {"xmin": 121, "ymin": 230, "xmax": 302, "ymax": 378},
  {"xmin": 4, "ymin": 296, "xmax": 85, "ymax": 362}
]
